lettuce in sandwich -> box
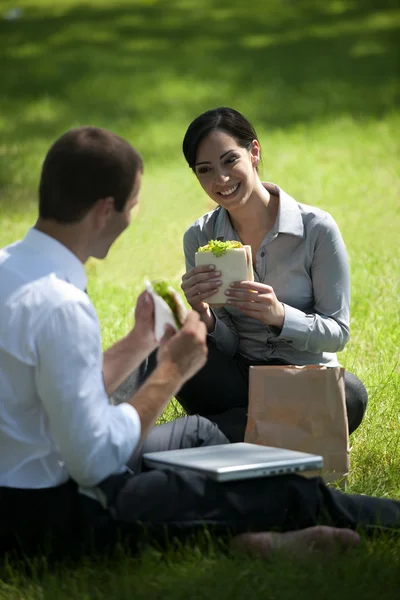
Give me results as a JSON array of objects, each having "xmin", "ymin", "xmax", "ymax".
[
  {"xmin": 197, "ymin": 239, "xmax": 243, "ymax": 258},
  {"xmin": 151, "ymin": 280, "xmax": 186, "ymax": 329}
]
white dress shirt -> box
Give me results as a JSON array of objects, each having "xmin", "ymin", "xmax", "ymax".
[
  {"xmin": 183, "ymin": 183, "xmax": 350, "ymax": 366},
  {"xmin": 0, "ymin": 228, "xmax": 141, "ymax": 489}
]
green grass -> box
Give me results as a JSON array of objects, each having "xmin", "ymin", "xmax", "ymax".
[{"xmin": 0, "ymin": 0, "xmax": 400, "ymax": 597}]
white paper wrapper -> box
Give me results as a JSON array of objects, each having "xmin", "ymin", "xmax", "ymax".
[
  {"xmin": 145, "ymin": 280, "xmax": 186, "ymax": 342},
  {"xmin": 195, "ymin": 246, "xmax": 253, "ymax": 306}
]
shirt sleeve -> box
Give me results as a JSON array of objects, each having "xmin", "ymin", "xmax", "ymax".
[
  {"xmin": 183, "ymin": 226, "xmax": 239, "ymax": 355},
  {"xmin": 272, "ymin": 213, "xmax": 350, "ymax": 353},
  {"xmin": 34, "ymin": 299, "xmax": 141, "ymax": 487}
]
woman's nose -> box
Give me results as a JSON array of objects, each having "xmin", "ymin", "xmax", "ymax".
[{"xmin": 214, "ymin": 169, "xmax": 229, "ymax": 184}]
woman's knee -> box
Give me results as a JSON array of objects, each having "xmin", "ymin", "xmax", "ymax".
[
  {"xmin": 344, "ymin": 371, "xmax": 368, "ymax": 434},
  {"xmin": 177, "ymin": 344, "xmax": 248, "ymax": 415}
]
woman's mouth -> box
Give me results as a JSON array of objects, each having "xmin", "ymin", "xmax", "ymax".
[{"xmin": 218, "ymin": 183, "xmax": 240, "ymax": 198}]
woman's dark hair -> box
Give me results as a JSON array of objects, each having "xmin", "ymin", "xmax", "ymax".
[
  {"xmin": 39, "ymin": 126, "xmax": 143, "ymax": 223},
  {"xmin": 182, "ymin": 107, "xmax": 260, "ymax": 171}
]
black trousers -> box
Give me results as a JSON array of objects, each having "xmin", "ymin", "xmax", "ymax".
[
  {"xmin": 111, "ymin": 341, "xmax": 368, "ymax": 444},
  {"xmin": 0, "ymin": 478, "xmax": 80, "ymax": 560},
  {"xmin": 84, "ymin": 416, "xmax": 400, "ymax": 553},
  {"xmin": 0, "ymin": 416, "xmax": 227, "ymax": 560},
  {"xmin": 174, "ymin": 341, "xmax": 369, "ymax": 442},
  {"xmin": 3, "ymin": 416, "xmax": 400, "ymax": 560}
]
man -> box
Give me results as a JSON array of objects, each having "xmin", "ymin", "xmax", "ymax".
[{"xmin": 0, "ymin": 127, "xmax": 399, "ymax": 561}]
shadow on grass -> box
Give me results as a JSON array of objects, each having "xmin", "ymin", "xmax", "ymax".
[{"xmin": 0, "ymin": 0, "xmax": 398, "ymax": 162}]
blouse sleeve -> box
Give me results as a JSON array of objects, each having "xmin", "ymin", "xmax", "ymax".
[{"xmin": 272, "ymin": 213, "xmax": 350, "ymax": 353}]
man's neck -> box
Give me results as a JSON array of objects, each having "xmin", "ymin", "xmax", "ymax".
[{"xmin": 34, "ymin": 219, "xmax": 89, "ymax": 264}]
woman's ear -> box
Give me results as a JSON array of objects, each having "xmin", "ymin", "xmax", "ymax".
[{"xmin": 250, "ymin": 139, "xmax": 260, "ymax": 168}]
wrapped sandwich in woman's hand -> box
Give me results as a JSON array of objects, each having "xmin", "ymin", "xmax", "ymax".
[{"xmin": 195, "ymin": 240, "xmax": 254, "ymax": 307}]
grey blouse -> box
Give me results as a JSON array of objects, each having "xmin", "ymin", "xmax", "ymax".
[{"xmin": 183, "ymin": 183, "xmax": 350, "ymax": 366}]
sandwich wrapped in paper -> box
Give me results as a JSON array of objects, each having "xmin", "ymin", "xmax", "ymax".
[
  {"xmin": 145, "ymin": 280, "xmax": 187, "ymax": 341},
  {"xmin": 195, "ymin": 240, "xmax": 254, "ymax": 307}
]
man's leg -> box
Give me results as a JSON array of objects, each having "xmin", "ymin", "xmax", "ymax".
[
  {"xmin": 0, "ymin": 480, "xmax": 80, "ymax": 559},
  {"xmin": 127, "ymin": 415, "xmax": 230, "ymax": 473},
  {"xmin": 111, "ymin": 471, "xmax": 400, "ymax": 550},
  {"xmin": 79, "ymin": 415, "xmax": 230, "ymax": 554}
]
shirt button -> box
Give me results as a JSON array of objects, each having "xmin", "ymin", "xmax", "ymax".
[{"xmin": 260, "ymin": 251, "xmax": 265, "ymax": 257}]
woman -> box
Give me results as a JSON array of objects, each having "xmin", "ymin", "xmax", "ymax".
[{"xmin": 178, "ymin": 107, "xmax": 368, "ymax": 442}]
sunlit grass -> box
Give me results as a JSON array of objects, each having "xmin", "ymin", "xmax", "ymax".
[{"xmin": 0, "ymin": 0, "xmax": 399, "ymax": 597}]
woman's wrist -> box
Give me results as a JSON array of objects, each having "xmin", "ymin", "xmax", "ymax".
[
  {"xmin": 200, "ymin": 307, "xmax": 216, "ymax": 333},
  {"xmin": 269, "ymin": 303, "xmax": 285, "ymax": 331}
]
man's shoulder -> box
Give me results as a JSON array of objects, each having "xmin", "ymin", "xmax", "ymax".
[
  {"xmin": 36, "ymin": 274, "xmax": 89, "ymax": 306},
  {"xmin": 0, "ymin": 272, "xmax": 94, "ymax": 362},
  {"xmin": 2, "ymin": 272, "xmax": 92, "ymax": 329}
]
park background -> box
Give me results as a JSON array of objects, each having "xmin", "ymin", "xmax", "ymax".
[{"xmin": 0, "ymin": 0, "xmax": 399, "ymax": 597}]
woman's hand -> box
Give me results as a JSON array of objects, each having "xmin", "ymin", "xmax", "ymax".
[
  {"xmin": 225, "ymin": 281, "xmax": 285, "ymax": 330},
  {"xmin": 181, "ymin": 265, "xmax": 222, "ymax": 315}
]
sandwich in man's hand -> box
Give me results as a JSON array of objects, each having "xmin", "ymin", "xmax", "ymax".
[
  {"xmin": 145, "ymin": 280, "xmax": 187, "ymax": 341},
  {"xmin": 195, "ymin": 240, "xmax": 254, "ymax": 307}
]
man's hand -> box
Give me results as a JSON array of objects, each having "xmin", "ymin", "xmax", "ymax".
[
  {"xmin": 157, "ymin": 311, "xmax": 208, "ymax": 384},
  {"xmin": 102, "ymin": 290, "xmax": 157, "ymax": 396},
  {"xmin": 128, "ymin": 290, "xmax": 158, "ymax": 355},
  {"xmin": 126, "ymin": 310, "xmax": 208, "ymax": 442}
]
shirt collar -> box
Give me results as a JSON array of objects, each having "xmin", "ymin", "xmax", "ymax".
[
  {"xmin": 23, "ymin": 228, "xmax": 88, "ymax": 291},
  {"xmin": 214, "ymin": 182, "xmax": 304, "ymax": 241},
  {"xmin": 264, "ymin": 182, "xmax": 305, "ymax": 238}
]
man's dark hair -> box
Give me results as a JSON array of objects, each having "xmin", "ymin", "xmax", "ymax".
[
  {"xmin": 182, "ymin": 107, "xmax": 260, "ymax": 171},
  {"xmin": 39, "ymin": 126, "xmax": 143, "ymax": 223}
]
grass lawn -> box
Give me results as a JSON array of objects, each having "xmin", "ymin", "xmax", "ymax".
[{"xmin": 0, "ymin": 0, "xmax": 399, "ymax": 597}]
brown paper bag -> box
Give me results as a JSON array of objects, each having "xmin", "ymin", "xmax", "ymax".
[{"xmin": 245, "ymin": 365, "xmax": 349, "ymax": 487}]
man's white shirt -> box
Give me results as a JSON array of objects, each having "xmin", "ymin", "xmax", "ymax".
[{"xmin": 0, "ymin": 228, "xmax": 141, "ymax": 489}]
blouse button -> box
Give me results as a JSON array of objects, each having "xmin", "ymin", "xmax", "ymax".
[{"xmin": 260, "ymin": 251, "xmax": 265, "ymax": 257}]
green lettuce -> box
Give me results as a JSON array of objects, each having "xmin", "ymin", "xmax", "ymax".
[
  {"xmin": 152, "ymin": 280, "xmax": 183, "ymax": 328},
  {"xmin": 197, "ymin": 239, "xmax": 243, "ymax": 258}
]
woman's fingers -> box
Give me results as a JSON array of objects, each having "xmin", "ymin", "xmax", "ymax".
[
  {"xmin": 181, "ymin": 265, "xmax": 218, "ymax": 283},
  {"xmin": 227, "ymin": 299, "xmax": 265, "ymax": 312},
  {"xmin": 229, "ymin": 281, "xmax": 273, "ymax": 293},
  {"xmin": 187, "ymin": 287, "xmax": 220, "ymax": 302},
  {"xmin": 181, "ymin": 266, "xmax": 222, "ymax": 306},
  {"xmin": 182, "ymin": 274, "xmax": 222, "ymax": 293},
  {"xmin": 226, "ymin": 289, "xmax": 270, "ymax": 303}
]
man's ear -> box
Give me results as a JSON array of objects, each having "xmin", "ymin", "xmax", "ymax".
[{"xmin": 91, "ymin": 197, "xmax": 114, "ymax": 230}]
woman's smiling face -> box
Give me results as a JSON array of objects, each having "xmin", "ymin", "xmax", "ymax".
[{"xmin": 194, "ymin": 129, "xmax": 260, "ymax": 211}]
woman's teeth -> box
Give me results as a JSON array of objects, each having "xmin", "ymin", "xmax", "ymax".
[{"xmin": 219, "ymin": 183, "xmax": 239, "ymax": 196}]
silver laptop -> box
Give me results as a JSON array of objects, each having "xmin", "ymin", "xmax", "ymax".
[{"xmin": 143, "ymin": 442, "xmax": 323, "ymax": 482}]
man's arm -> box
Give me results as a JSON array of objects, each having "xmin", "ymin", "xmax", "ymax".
[
  {"xmin": 35, "ymin": 299, "xmax": 142, "ymax": 487},
  {"xmin": 124, "ymin": 311, "xmax": 208, "ymax": 442},
  {"xmin": 102, "ymin": 291, "xmax": 157, "ymax": 396},
  {"xmin": 36, "ymin": 298, "xmax": 207, "ymax": 486}
]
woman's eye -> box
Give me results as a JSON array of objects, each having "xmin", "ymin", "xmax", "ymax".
[
  {"xmin": 197, "ymin": 166, "xmax": 210, "ymax": 175},
  {"xmin": 225, "ymin": 155, "xmax": 238, "ymax": 165}
]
